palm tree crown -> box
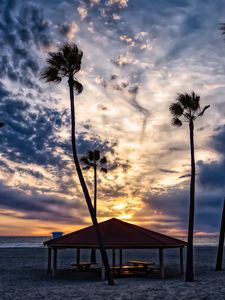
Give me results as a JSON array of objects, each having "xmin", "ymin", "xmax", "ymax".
[
  {"xmin": 80, "ymin": 150, "xmax": 108, "ymax": 173},
  {"xmin": 169, "ymin": 92, "xmax": 210, "ymax": 127},
  {"xmin": 40, "ymin": 43, "xmax": 83, "ymax": 93}
]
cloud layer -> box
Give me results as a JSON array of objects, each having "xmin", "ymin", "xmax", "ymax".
[{"xmin": 0, "ymin": 0, "xmax": 225, "ymax": 235}]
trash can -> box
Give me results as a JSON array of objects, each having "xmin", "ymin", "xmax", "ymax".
[{"xmin": 52, "ymin": 232, "xmax": 63, "ymax": 238}]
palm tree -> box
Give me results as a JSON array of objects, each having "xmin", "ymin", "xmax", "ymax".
[
  {"xmin": 80, "ymin": 149, "xmax": 107, "ymax": 263},
  {"xmin": 80, "ymin": 150, "xmax": 107, "ymax": 217},
  {"xmin": 216, "ymin": 26, "xmax": 225, "ymax": 271},
  {"xmin": 169, "ymin": 92, "xmax": 210, "ymax": 282},
  {"xmin": 216, "ymin": 198, "xmax": 225, "ymax": 271},
  {"xmin": 40, "ymin": 43, "xmax": 114, "ymax": 285},
  {"xmin": 0, "ymin": 122, "xmax": 4, "ymax": 128}
]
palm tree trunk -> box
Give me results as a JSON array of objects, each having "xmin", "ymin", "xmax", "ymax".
[
  {"xmin": 94, "ymin": 165, "xmax": 97, "ymax": 217},
  {"xmin": 90, "ymin": 165, "xmax": 97, "ymax": 264},
  {"xmin": 186, "ymin": 120, "xmax": 195, "ymax": 282},
  {"xmin": 68, "ymin": 77, "xmax": 114, "ymax": 285},
  {"xmin": 215, "ymin": 197, "xmax": 225, "ymax": 271}
]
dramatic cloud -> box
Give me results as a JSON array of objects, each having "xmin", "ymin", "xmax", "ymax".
[
  {"xmin": 198, "ymin": 125, "xmax": 225, "ymax": 189},
  {"xmin": 0, "ymin": 0, "xmax": 53, "ymax": 90},
  {"xmin": 0, "ymin": 182, "xmax": 85, "ymax": 224},
  {"xmin": 0, "ymin": 0, "xmax": 225, "ymax": 235},
  {"xmin": 0, "ymin": 86, "xmax": 66, "ymax": 168},
  {"xmin": 58, "ymin": 22, "xmax": 80, "ymax": 41}
]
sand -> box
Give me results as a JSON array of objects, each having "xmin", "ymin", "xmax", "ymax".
[{"xmin": 0, "ymin": 246, "xmax": 225, "ymax": 299}]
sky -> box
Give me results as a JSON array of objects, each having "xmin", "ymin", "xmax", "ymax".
[{"xmin": 0, "ymin": 0, "xmax": 225, "ymax": 236}]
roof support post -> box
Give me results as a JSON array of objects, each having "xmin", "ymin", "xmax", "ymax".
[
  {"xmin": 159, "ymin": 248, "xmax": 165, "ymax": 279},
  {"xmin": 112, "ymin": 249, "xmax": 115, "ymax": 267},
  {"xmin": 180, "ymin": 247, "xmax": 184, "ymax": 275},
  {"xmin": 52, "ymin": 248, "xmax": 57, "ymax": 278},
  {"xmin": 47, "ymin": 247, "xmax": 52, "ymax": 274},
  {"xmin": 90, "ymin": 249, "xmax": 97, "ymax": 264},
  {"xmin": 119, "ymin": 249, "xmax": 123, "ymax": 268},
  {"xmin": 77, "ymin": 248, "xmax": 80, "ymax": 264}
]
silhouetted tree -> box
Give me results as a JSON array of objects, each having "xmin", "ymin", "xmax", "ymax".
[
  {"xmin": 169, "ymin": 92, "xmax": 210, "ymax": 282},
  {"xmin": 217, "ymin": 25, "xmax": 225, "ymax": 272},
  {"xmin": 81, "ymin": 149, "xmax": 107, "ymax": 263},
  {"xmin": 40, "ymin": 43, "xmax": 114, "ymax": 285},
  {"xmin": 81, "ymin": 150, "xmax": 107, "ymax": 217},
  {"xmin": 216, "ymin": 198, "xmax": 225, "ymax": 271},
  {"xmin": 0, "ymin": 122, "xmax": 4, "ymax": 128}
]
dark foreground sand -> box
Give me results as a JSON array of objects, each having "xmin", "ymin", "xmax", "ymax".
[{"xmin": 0, "ymin": 247, "xmax": 225, "ymax": 299}]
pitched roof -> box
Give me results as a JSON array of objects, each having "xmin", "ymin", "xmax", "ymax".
[{"xmin": 44, "ymin": 218, "xmax": 186, "ymax": 249}]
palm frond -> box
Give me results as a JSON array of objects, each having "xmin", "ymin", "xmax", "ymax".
[
  {"xmin": 61, "ymin": 43, "xmax": 83, "ymax": 74},
  {"xmin": 93, "ymin": 150, "xmax": 100, "ymax": 161},
  {"xmin": 169, "ymin": 102, "xmax": 183, "ymax": 116},
  {"xmin": 172, "ymin": 117, "xmax": 182, "ymax": 127},
  {"xmin": 100, "ymin": 156, "xmax": 107, "ymax": 164},
  {"xmin": 183, "ymin": 112, "xmax": 191, "ymax": 120},
  {"xmin": 40, "ymin": 66, "xmax": 62, "ymax": 83},
  {"xmin": 176, "ymin": 92, "xmax": 200, "ymax": 111},
  {"xmin": 40, "ymin": 42, "xmax": 83, "ymax": 83},
  {"xmin": 61, "ymin": 43, "xmax": 77, "ymax": 59},
  {"xmin": 197, "ymin": 105, "xmax": 210, "ymax": 117},
  {"xmin": 190, "ymin": 91, "xmax": 200, "ymax": 111},
  {"xmin": 100, "ymin": 167, "xmax": 107, "ymax": 173},
  {"xmin": 176, "ymin": 93, "xmax": 191, "ymax": 108},
  {"xmin": 83, "ymin": 165, "xmax": 91, "ymax": 170},
  {"xmin": 47, "ymin": 52, "xmax": 66, "ymax": 70},
  {"xmin": 73, "ymin": 80, "xmax": 83, "ymax": 94},
  {"xmin": 0, "ymin": 122, "xmax": 5, "ymax": 128},
  {"xmin": 80, "ymin": 156, "xmax": 90, "ymax": 165},
  {"xmin": 88, "ymin": 150, "xmax": 94, "ymax": 162}
]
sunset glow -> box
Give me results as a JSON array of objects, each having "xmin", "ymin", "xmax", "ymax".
[{"xmin": 0, "ymin": 0, "xmax": 224, "ymax": 237}]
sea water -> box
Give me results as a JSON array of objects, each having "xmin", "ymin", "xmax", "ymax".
[{"xmin": 0, "ymin": 236, "xmax": 219, "ymax": 248}]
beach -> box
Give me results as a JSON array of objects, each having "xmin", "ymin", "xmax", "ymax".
[{"xmin": 0, "ymin": 246, "xmax": 225, "ymax": 299}]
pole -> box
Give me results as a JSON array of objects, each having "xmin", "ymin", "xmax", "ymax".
[
  {"xmin": 77, "ymin": 248, "xmax": 80, "ymax": 264},
  {"xmin": 119, "ymin": 249, "xmax": 122, "ymax": 268},
  {"xmin": 52, "ymin": 248, "xmax": 57, "ymax": 278},
  {"xmin": 180, "ymin": 247, "xmax": 184, "ymax": 275},
  {"xmin": 159, "ymin": 248, "xmax": 165, "ymax": 279},
  {"xmin": 112, "ymin": 249, "xmax": 115, "ymax": 267},
  {"xmin": 47, "ymin": 248, "xmax": 52, "ymax": 273}
]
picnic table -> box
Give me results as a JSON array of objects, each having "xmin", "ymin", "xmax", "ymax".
[
  {"xmin": 110, "ymin": 265, "xmax": 149, "ymax": 276},
  {"xmin": 70, "ymin": 262, "xmax": 92, "ymax": 271},
  {"xmin": 127, "ymin": 260, "xmax": 158, "ymax": 273},
  {"xmin": 127, "ymin": 260, "xmax": 155, "ymax": 267}
]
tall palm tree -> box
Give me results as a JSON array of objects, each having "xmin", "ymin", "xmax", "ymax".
[
  {"xmin": 80, "ymin": 149, "xmax": 107, "ymax": 263},
  {"xmin": 169, "ymin": 92, "xmax": 210, "ymax": 282},
  {"xmin": 216, "ymin": 25, "xmax": 225, "ymax": 271},
  {"xmin": 40, "ymin": 43, "xmax": 114, "ymax": 285},
  {"xmin": 216, "ymin": 198, "xmax": 225, "ymax": 271}
]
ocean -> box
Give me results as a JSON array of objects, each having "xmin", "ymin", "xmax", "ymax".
[{"xmin": 0, "ymin": 236, "xmax": 219, "ymax": 248}]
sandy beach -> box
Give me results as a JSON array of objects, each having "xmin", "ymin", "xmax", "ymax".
[{"xmin": 0, "ymin": 246, "xmax": 225, "ymax": 299}]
